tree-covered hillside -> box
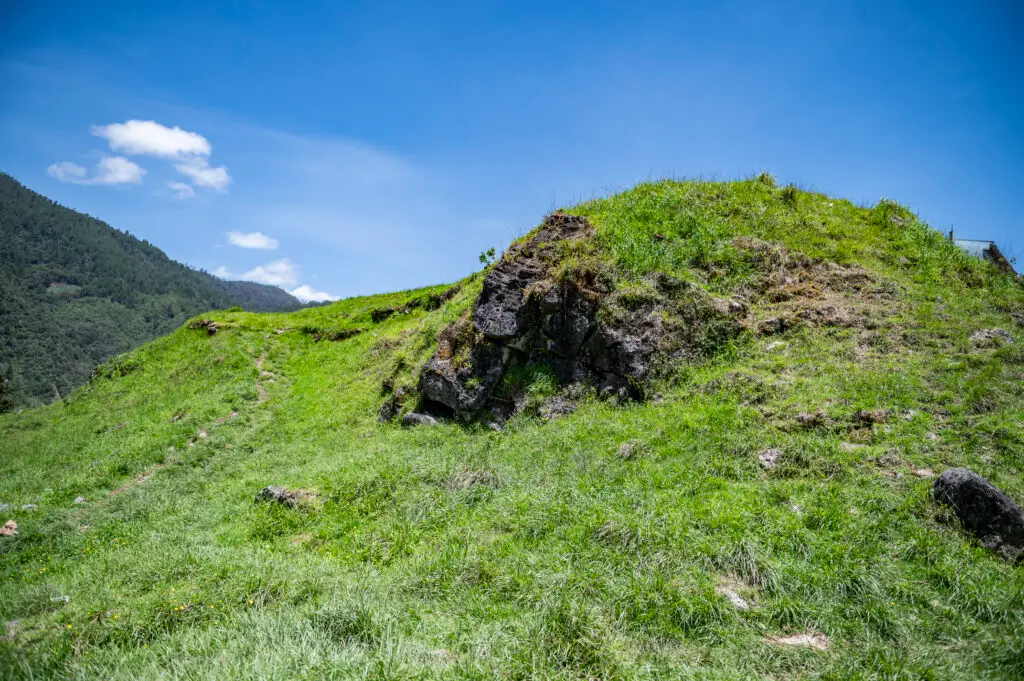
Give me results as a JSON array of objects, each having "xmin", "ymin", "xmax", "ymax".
[{"xmin": 0, "ymin": 173, "xmax": 301, "ymax": 407}]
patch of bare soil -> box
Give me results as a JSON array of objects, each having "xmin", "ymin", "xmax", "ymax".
[{"xmin": 733, "ymin": 237, "xmax": 899, "ymax": 334}]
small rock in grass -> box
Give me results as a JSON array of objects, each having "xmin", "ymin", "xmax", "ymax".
[
  {"xmin": 0, "ymin": 520, "xmax": 17, "ymax": 536},
  {"xmin": 537, "ymin": 395, "xmax": 577, "ymax": 421},
  {"xmin": 1012, "ymin": 313, "xmax": 1024, "ymax": 328},
  {"xmin": 926, "ymin": 432, "xmax": 940, "ymax": 442},
  {"xmin": 0, "ymin": 503, "xmax": 7, "ymax": 512},
  {"xmin": 765, "ymin": 341, "xmax": 788, "ymax": 351},
  {"xmin": 255, "ymin": 485, "xmax": 318, "ymax": 509},
  {"xmin": 932, "ymin": 468, "xmax": 1024, "ymax": 561},
  {"xmin": 20, "ymin": 504, "xmax": 37, "ymax": 512},
  {"xmin": 795, "ymin": 411, "xmax": 826, "ymax": 428},
  {"xmin": 765, "ymin": 633, "xmax": 830, "ymax": 650},
  {"xmin": 401, "ymin": 412, "xmax": 439, "ymax": 427},
  {"xmin": 73, "ymin": 496, "xmax": 86, "ymax": 504},
  {"xmin": 758, "ymin": 448, "xmax": 783, "ymax": 469},
  {"xmin": 715, "ymin": 586, "xmax": 750, "ymax": 611},
  {"xmin": 759, "ymin": 317, "xmax": 790, "ymax": 336},
  {"xmin": 912, "ymin": 468, "xmax": 934, "ymax": 478},
  {"xmin": 970, "ymin": 328, "xmax": 1012, "ymax": 347},
  {"xmin": 853, "ymin": 409, "xmax": 888, "ymax": 425}
]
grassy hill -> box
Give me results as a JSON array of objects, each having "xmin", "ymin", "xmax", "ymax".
[
  {"xmin": 0, "ymin": 173, "xmax": 302, "ymax": 408},
  {"xmin": 1, "ymin": 177, "xmax": 1022, "ymax": 680}
]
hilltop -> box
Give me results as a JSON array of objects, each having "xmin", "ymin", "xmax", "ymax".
[
  {"xmin": 1, "ymin": 176, "xmax": 1023, "ymax": 680},
  {"xmin": 0, "ymin": 173, "xmax": 301, "ymax": 408}
]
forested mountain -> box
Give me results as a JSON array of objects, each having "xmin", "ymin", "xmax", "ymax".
[{"xmin": 0, "ymin": 172, "xmax": 301, "ymax": 407}]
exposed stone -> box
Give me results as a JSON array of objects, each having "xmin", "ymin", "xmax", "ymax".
[
  {"xmin": 401, "ymin": 412, "xmax": 439, "ymax": 428},
  {"xmin": 1012, "ymin": 313, "xmax": 1024, "ymax": 328},
  {"xmin": 795, "ymin": 411, "xmax": 826, "ymax": 428},
  {"xmin": 413, "ymin": 212, "xmax": 740, "ymax": 420},
  {"xmin": 419, "ymin": 318, "xmax": 505, "ymax": 417},
  {"xmin": 932, "ymin": 468, "xmax": 1024, "ymax": 561},
  {"xmin": 970, "ymin": 328, "xmax": 1013, "ymax": 347},
  {"xmin": 765, "ymin": 633, "xmax": 830, "ymax": 650},
  {"xmin": 715, "ymin": 585, "xmax": 750, "ymax": 611},
  {"xmin": 187, "ymin": 318, "xmax": 219, "ymax": 335},
  {"xmin": 537, "ymin": 395, "xmax": 578, "ymax": 421},
  {"xmin": 377, "ymin": 388, "xmax": 407, "ymax": 422},
  {"xmin": 853, "ymin": 409, "xmax": 889, "ymax": 426},
  {"xmin": 73, "ymin": 496, "xmax": 86, "ymax": 504},
  {"xmin": 254, "ymin": 485, "xmax": 318, "ymax": 509},
  {"xmin": 758, "ymin": 448, "xmax": 783, "ymax": 469},
  {"xmin": 20, "ymin": 504, "xmax": 37, "ymax": 512},
  {"xmin": 758, "ymin": 317, "xmax": 791, "ymax": 336}
]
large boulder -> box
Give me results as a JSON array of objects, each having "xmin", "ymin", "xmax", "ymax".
[{"xmin": 932, "ymin": 468, "xmax": 1024, "ymax": 561}]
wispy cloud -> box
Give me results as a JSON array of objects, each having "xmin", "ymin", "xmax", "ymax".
[
  {"xmin": 47, "ymin": 156, "xmax": 146, "ymax": 185},
  {"xmin": 176, "ymin": 159, "xmax": 231, "ymax": 190},
  {"xmin": 241, "ymin": 258, "xmax": 298, "ymax": 287},
  {"xmin": 227, "ymin": 231, "xmax": 278, "ymax": 249},
  {"xmin": 290, "ymin": 284, "xmax": 338, "ymax": 302},
  {"xmin": 46, "ymin": 161, "xmax": 86, "ymax": 182},
  {"xmin": 167, "ymin": 181, "xmax": 195, "ymax": 199}
]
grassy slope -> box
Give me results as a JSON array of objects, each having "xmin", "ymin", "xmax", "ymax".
[{"xmin": 1, "ymin": 178, "xmax": 1023, "ymax": 680}]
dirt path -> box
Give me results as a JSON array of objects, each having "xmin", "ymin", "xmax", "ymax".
[{"xmin": 76, "ymin": 348, "xmax": 274, "ymax": 517}]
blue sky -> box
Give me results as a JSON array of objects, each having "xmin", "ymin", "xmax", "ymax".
[{"xmin": 1, "ymin": 1, "xmax": 1021, "ymax": 300}]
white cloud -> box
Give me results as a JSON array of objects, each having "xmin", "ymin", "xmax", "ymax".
[
  {"xmin": 47, "ymin": 161, "xmax": 86, "ymax": 182},
  {"xmin": 241, "ymin": 258, "xmax": 298, "ymax": 287},
  {"xmin": 212, "ymin": 266, "xmax": 231, "ymax": 278},
  {"xmin": 176, "ymin": 160, "xmax": 231, "ymax": 190},
  {"xmin": 93, "ymin": 156, "xmax": 146, "ymax": 184},
  {"xmin": 90, "ymin": 119, "xmax": 231, "ymax": 192},
  {"xmin": 91, "ymin": 120, "xmax": 210, "ymax": 159},
  {"xmin": 167, "ymin": 181, "xmax": 195, "ymax": 199},
  {"xmin": 227, "ymin": 231, "xmax": 278, "ymax": 249},
  {"xmin": 47, "ymin": 156, "xmax": 145, "ymax": 185},
  {"xmin": 290, "ymin": 284, "xmax": 339, "ymax": 303}
]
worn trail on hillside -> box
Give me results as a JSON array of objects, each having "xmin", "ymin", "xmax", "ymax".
[{"xmin": 76, "ymin": 346, "xmax": 275, "ymax": 518}]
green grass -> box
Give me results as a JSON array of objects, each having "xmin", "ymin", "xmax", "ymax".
[{"xmin": 2, "ymin": 178, "xmax": 1023, "ymax": 680}]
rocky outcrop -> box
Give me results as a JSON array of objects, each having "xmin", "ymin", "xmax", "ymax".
[
  {"xmin": 412, "ymin": 212, "xmax": 744, "ymax": 421},
  {"xmin": 932, "ymin": 468, "xmax": 1024, "ymax": 562}
]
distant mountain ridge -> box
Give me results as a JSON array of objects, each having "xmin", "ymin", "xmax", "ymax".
[{"xmin": 0, "ymin": 172, "xmax": 301, "ymax": 407}]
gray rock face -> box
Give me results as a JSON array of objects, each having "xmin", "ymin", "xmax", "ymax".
[
  {"xmin": 401, "ymin": 412, "xmax": 439, "ymax": 427},
  {"xmin": 414, "ymin": 212, "xmax": 742, "ymax": 420},
  {"xmin": 932, "ymin": 468, "xmax": 1024, "ymax": 561}
]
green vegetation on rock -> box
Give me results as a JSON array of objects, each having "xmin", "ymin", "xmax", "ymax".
[
  {"xmin": 0, "ymin": 173, "xmax": 302, "ymax": 408},
  {"xmin": 1, "ymin": 178, "xmax": 1023, "ymax": 680}
]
